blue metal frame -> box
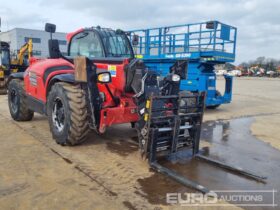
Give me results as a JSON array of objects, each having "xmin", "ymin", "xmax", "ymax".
[{"xmin": 128, "ymin": 21, "xmax": 237, "ymax": 107}]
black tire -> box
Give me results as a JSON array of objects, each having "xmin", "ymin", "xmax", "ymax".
[
  {"xmin": 206, "ymin": 90, "xmax": 221, "ymax": 109},
  {"xmin": 47, "ymin": 82, "xmax": 90, "ymax": 146},
  {"xmin": 7, "ymin": 79, "xmax": 34, "ymax": 121}
]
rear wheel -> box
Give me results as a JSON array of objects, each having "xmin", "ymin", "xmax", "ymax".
[
  {"xmin": 47, "ymin": 82, "xmax": 90, "ymax": 145},
  {"xmin": 7, "ymin": 79, "xmax": 34, "ymax": 121}
]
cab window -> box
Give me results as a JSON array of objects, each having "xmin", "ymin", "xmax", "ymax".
[
  {"xmin": 103, "ymin": 35, "xmax": 132, "ymax": 58},
  {"xmin": 69, "ymin": 31, "xmax": 104, "ymax": 58}
]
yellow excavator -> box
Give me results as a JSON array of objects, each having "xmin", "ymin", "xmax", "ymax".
[
  {"xmin": 0, "ymin": 39, "xmax": 33, "ymax": 94},
  {"xmin": 11, "ymin": 38, "xmax": 33, "ymax": 72}
]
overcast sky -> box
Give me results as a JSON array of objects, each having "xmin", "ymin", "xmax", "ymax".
[{"xmin": 0, "ymin": 0, "xmax": 279, "ymax": 64}]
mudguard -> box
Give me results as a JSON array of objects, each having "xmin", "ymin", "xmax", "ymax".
[
  {"xmin": 46, "ymin": 73, "xmax": 75, "ymax": 94},
  {"xmin": 7, "ymin": 72, "xmax": 25, "ymax": 84},
  {"xmin": 49, "ymin": 73, "xmax": 75, "ymax": 83}
]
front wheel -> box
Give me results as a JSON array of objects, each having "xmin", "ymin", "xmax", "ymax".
[{"xmin": 47, "ymin": 82, "xmax": 90, "ymax": 146}]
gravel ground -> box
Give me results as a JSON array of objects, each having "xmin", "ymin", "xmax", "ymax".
[{"xmin": 0, "ymin": 77, "xmax": 279, "ymax": 210}]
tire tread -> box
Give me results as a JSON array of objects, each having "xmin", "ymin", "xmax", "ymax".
[{"xmin": 48, "ymin": 82, "xmax": 90, "ymax": 145}]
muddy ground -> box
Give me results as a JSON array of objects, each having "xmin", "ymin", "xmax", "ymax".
[{"xmin": 0, "ymin": 77, "xmax": 279, "ymax": 210}]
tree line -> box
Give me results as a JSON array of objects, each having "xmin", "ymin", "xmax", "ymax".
[{"xmin": 238, "ymin": 57, "xmax": 280, "ymax": 72}]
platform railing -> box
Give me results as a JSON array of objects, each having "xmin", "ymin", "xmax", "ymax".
[{"xmin": 129, "ymin": 21, "xmax": 237, "ymax": 60}]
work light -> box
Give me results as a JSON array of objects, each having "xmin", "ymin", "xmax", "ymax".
[
  {"xmin": 172, "ymin": 74, "xmax": 180, "ymax": 82},
  {"xmin": 97, "ymin": 72, "xmax": 112, "ymax": 83}
]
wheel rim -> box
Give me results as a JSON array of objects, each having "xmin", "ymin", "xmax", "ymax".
[
  {"xmin": 10, "ymin": 88, "xmax": 19, "ymax": 113},
  {"xmin": 52, "ymin": 97, "xmax": 65, "ymax": 132}
]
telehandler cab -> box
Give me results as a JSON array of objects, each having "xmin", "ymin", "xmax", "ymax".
[{"xmin": 7, "ymin": 23, "xmax": 265, "ymax": 193}]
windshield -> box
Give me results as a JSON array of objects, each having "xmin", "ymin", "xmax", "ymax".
[
  {"xmin": 0, "ymin": 50, "xmax": 10, "ymax": 66},
  {"xmin": 70, "ymin": 32, "xmax": 105, "ymax": 58},
  {"xmin": 69, "ymin": 30, "xmax": 133, "ymax": 59},
  {"xmin": 102, "ymin": 33, "xmax": 133, "ymax": 58}
]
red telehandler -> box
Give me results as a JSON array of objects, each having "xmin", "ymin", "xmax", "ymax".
[{"xmin": 7, "ymin": 23, "xmax": 265, "ymax": 193}]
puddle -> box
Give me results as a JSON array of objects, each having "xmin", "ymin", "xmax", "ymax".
[{"xmin": 138, "ymin": 117, "xmax": 280, "ymax": 209}]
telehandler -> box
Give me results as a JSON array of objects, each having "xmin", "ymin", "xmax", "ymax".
[{"xmin": 7, "ymin": 23, "xmax": 265, "ymax": 193}]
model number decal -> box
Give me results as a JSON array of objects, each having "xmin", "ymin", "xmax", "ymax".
[
  {"xmin": 29, "ymin": 72, "xmax": 37, "ymax": 86},
  {"xmin": 165, "ymin": 53, "xmax": 191, "ymax": 59},
  {"xmin": 108, "ymin": 65, "xmax": 117, "ymax": 77}
]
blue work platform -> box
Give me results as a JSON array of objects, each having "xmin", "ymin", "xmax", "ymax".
[{"xmin": 128, "ymin": 21, "xmax": 237, "ymax": 108}]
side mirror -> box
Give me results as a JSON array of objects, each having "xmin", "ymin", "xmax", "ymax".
[
  {"xmin": 45, "ymin": 23, "xmax": 56, "ymax": 40},
  {"xmin": 48, "ymin": 39, "xmax": 61, "ymax": 58},
  {"xmin": 45, "ymin": 23, "xmax": 56, "ymax": 33},
  {"xmin": 132, "ymin": 34, "xmax": 139, "ymax": 46},
  {"xmin": 97, "ymin": 72, "xmax": 112, "ymax": 84}
]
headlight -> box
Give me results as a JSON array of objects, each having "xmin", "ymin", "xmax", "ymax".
[
  {"xmin": 172, "ymin": 74, "xmax": 180, "ymax": 82},
  {"xmin": 97, "ymin": 72, "xmax": 111, "ymax": 83}
]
